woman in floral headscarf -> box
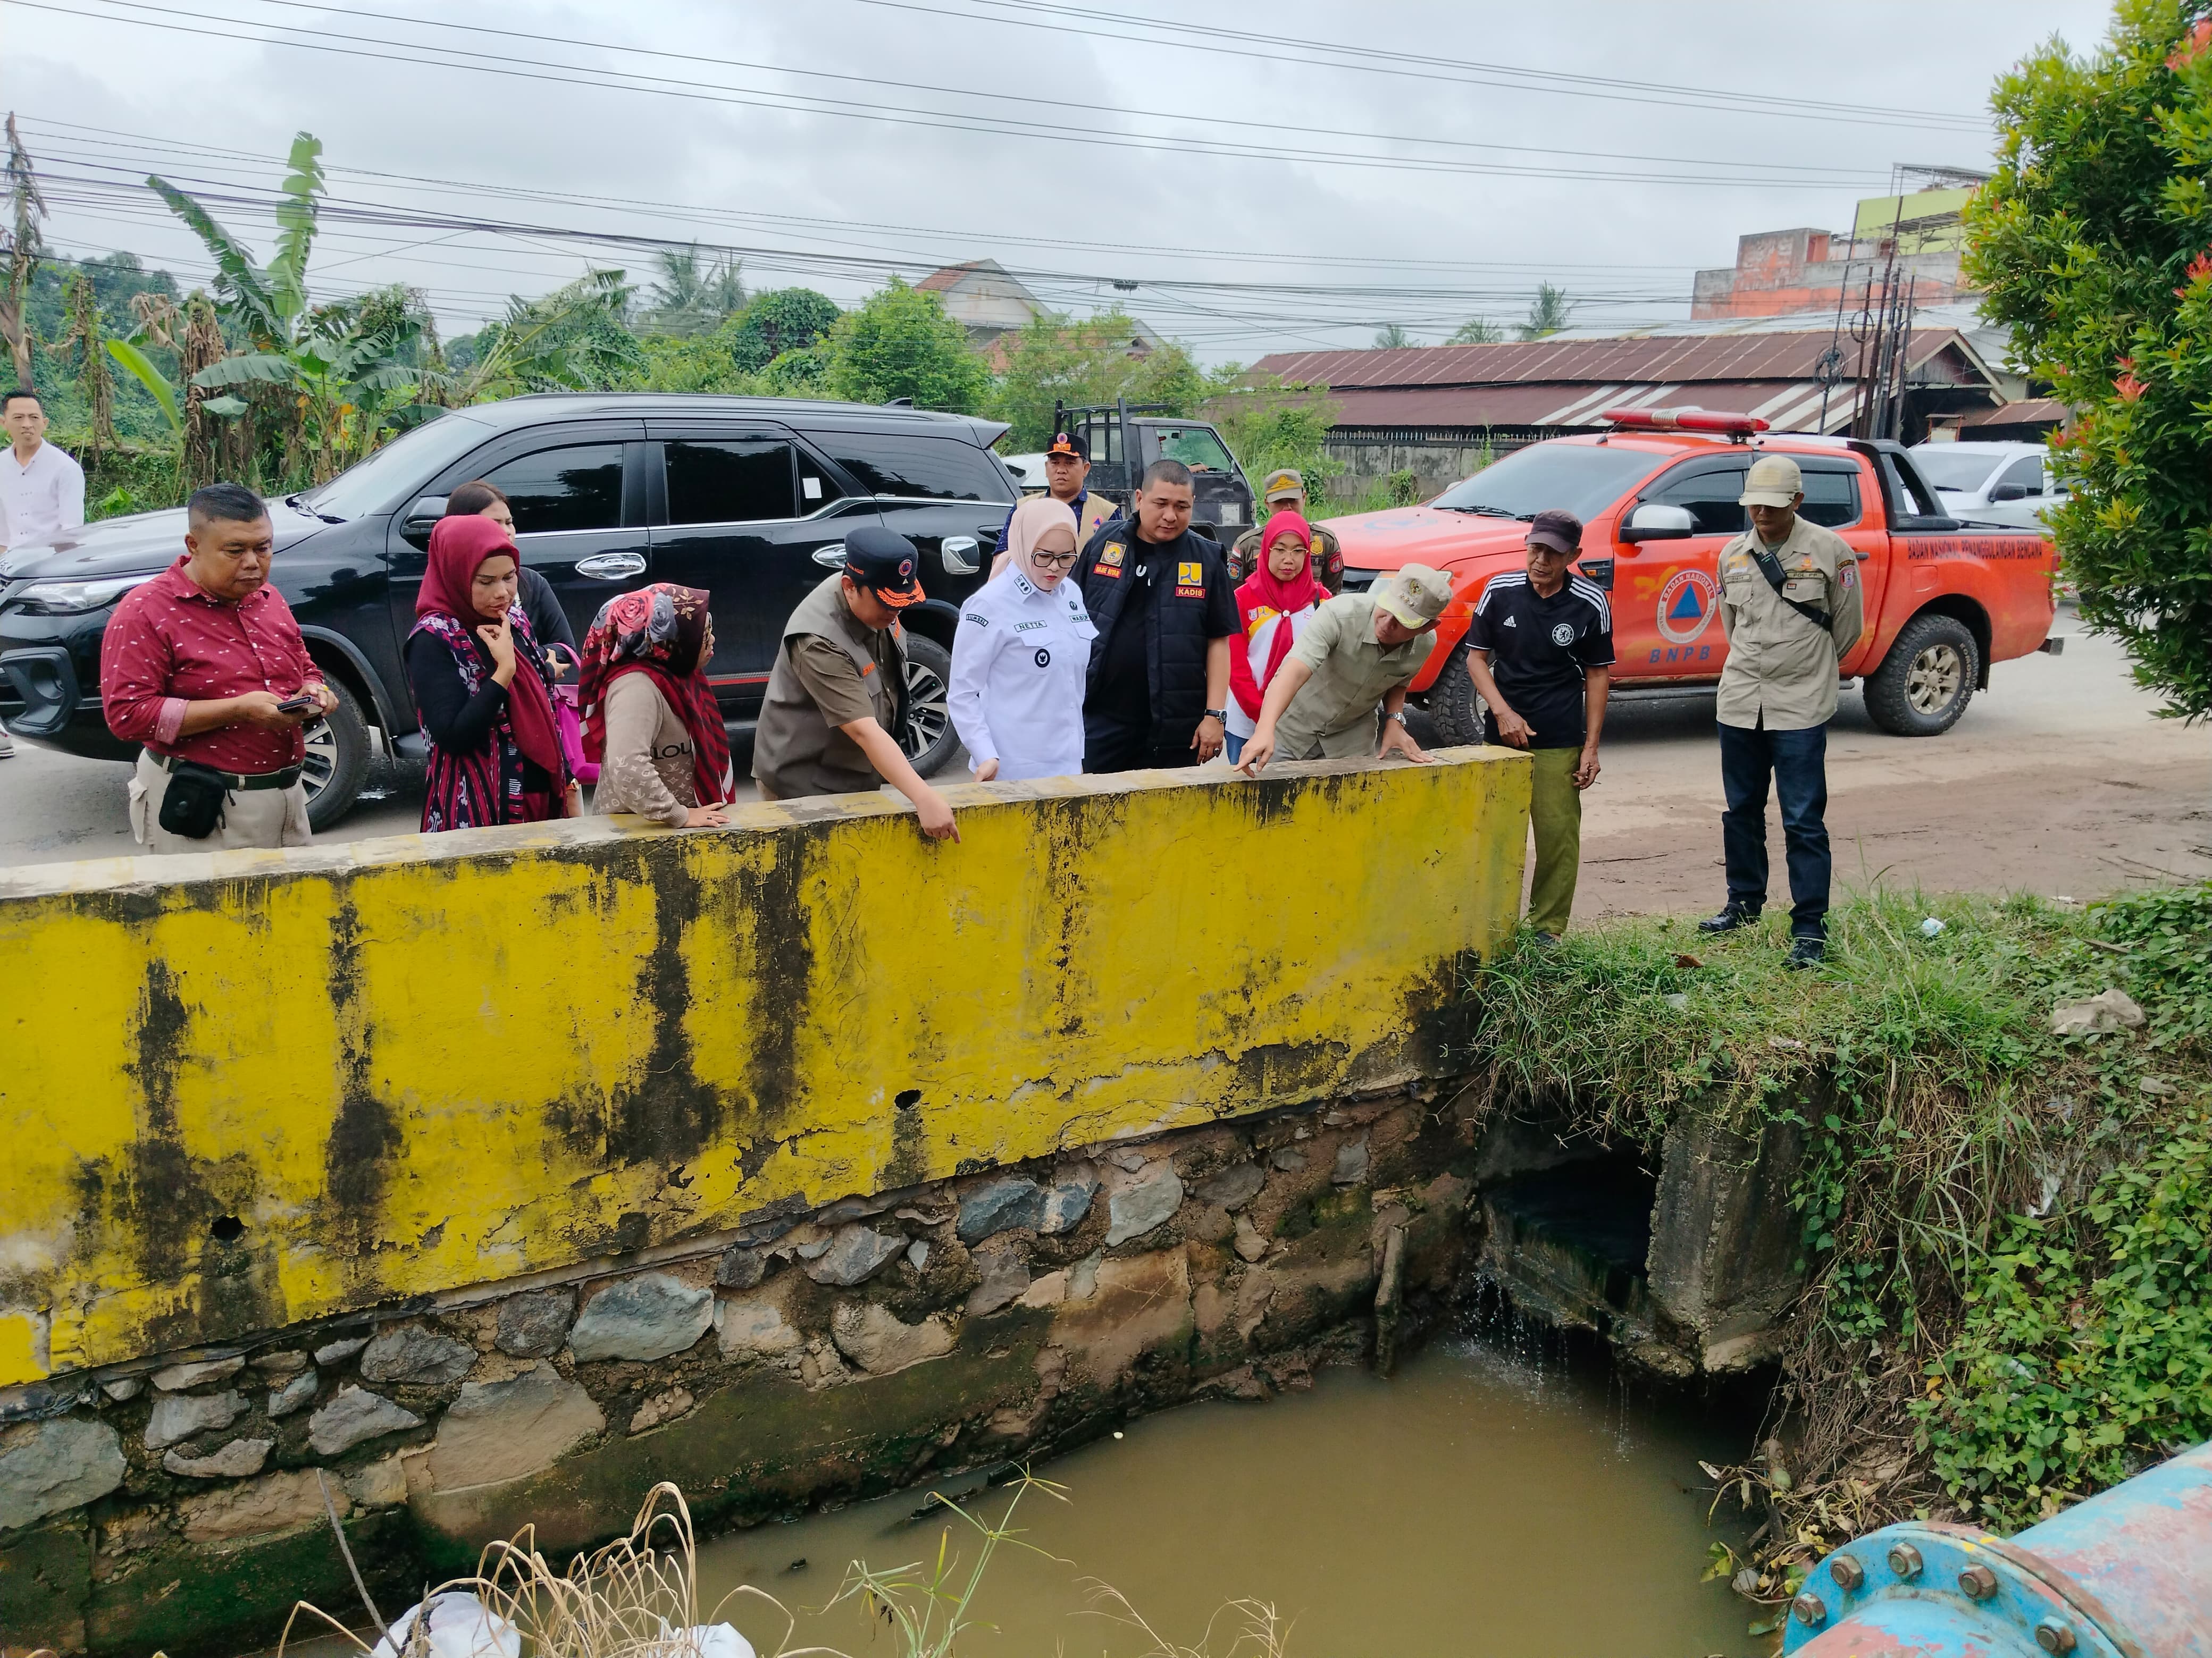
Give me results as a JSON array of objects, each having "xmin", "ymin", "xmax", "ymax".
[
  {"xmin": 580, "ymin": 583, "xmax": 735, "ymax": 828},
  {"xmin": 406, "ymin": 514, "xmax": 577, "ymax": 831}
]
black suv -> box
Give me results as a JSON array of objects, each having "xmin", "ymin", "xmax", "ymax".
[{"xmin": 0, "ymin": 394, "xmax": 1022, "ymax": 826}]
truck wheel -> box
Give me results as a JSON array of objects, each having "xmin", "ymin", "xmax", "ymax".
[
  {"xmin": 302, "ymin": 674, "xmax": 371, "ymax": 829},
  {"xmin": 1864, "ymin": 613, "xmax": 1979, "ymax": 737},
  {"xmin": 900, "ymin": 635, "xmax": 959, "ymax": 777},
  {"xmin": 1425, "ymin": 644, "xmax": 1487, "ymax": 747}
]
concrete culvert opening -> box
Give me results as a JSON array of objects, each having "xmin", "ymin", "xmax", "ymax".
[{"xmin": 1477, "ymin": 1150, "xmax": 1657, "ymax": 1340}]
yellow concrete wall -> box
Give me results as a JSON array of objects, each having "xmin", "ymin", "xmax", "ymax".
[{"xmin": 0, "ymin": 750, "xmax": 1528, "ymax": 1384}]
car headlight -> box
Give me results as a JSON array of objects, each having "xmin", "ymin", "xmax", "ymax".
[{"xmin": 11, "ymin": 573, "xmax": 162, "ymax": 615}]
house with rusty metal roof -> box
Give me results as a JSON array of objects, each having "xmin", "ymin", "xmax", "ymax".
[{"xmin": 1249, "ymin": 318, "xmax": 2013, "ymax": 501}]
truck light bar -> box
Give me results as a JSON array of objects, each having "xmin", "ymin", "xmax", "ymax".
[{"xmin": 1599, "ymin": 406, "xmax": 1769, "ymax": 437}]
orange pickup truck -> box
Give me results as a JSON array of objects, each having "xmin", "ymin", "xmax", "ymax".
[{"xmin": 1323, "ymin": 414, "xmax": 2060, "ymax": 740}]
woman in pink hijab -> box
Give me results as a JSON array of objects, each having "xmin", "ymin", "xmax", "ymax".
[{"xmin": 948, "ymin": 496, "xmax": 1097, "ymax": 781}]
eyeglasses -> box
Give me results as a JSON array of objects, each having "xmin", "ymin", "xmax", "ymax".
[{"xmin": 1030, "ymin": 550, "xmax": 1077, "ymax": 568}]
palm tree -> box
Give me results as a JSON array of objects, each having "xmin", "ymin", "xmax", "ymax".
[
  {"xmin": 643, "ymin": 245, "xmax": 745, "ymax": 337},
  {"xmin": 1518, "ymin": 282, "xmax": 1573, "ymax": 341},
  {"xmin": 1449, "ymin": 315, "xmax": 1505, "ymax": 344},
  {"xmin": 1373, "ymin": 322, "xmax": 1416, "ymax": 349},
  {"xmin": 428, "ymin": 270, "xmax": 642, "ymax": 402}
]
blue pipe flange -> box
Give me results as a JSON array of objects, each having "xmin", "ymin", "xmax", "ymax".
[{"xmin": 1783, "ymin": 1520, "xmax": 2142, "ymax": 1658}]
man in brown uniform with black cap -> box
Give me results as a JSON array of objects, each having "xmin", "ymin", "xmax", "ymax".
[{"xmin": 753, "ymin": 525, "xmax": 960, "ymax": 841}]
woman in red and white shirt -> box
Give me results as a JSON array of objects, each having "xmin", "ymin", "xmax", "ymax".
[{"xmin": 1226, "ymin": 510, "xmax": 1327, "ymax": 764}]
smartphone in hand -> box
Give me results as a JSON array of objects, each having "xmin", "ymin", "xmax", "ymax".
[{"xmin": 275, "ymin": 693, "xmax": 320, "ymax": 716}]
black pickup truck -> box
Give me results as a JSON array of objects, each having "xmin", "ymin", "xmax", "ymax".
[{"xmin": 0, "ymin": 394, "xmax": 1021, "ymax": 826}]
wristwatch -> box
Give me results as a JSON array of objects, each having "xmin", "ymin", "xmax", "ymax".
[
  {"xmin": 1204, "ymin": 708, "xmax": 1227, "ymax": 722},
  {"xmin": 1387, "ymin": 709, "xmax": 1409, "ymax": 725}
]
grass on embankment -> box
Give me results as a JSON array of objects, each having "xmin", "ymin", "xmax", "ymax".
[{"xmin": 1462, "ymin": 884, "xmax": 2212, "ymax": 1545}]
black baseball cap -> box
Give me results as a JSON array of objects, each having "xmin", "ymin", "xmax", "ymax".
[
  {"xmin": 1045, "ymin": 431, "xmax": 1090, "ymax": 461},
  {"xmin": 842, "ymin": 525, "xmax": 926, "ymax": 608},
  {"xmin": 1528, "ymin": 509, "xmax": 1583, "ymax": 556}
]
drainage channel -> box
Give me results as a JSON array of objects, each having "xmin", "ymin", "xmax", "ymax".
[{"xmin": 690, "ymin": 1321, "xmax": 1753, "ymax": 1658}]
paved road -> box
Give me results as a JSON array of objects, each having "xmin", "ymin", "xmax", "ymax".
[{"xmin": 1, "ymin": 617, "xmax": 2203, "ymax": 915}]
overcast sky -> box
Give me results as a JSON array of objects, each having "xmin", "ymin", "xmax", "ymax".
[{"xmin": 6, "ymin": 0, "xmax": 2113, "ymax": 362}]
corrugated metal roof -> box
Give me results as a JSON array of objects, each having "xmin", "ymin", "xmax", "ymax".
[
  {"xmin": 1960, "ymin": 397, "xmax": 2069, "ymax": 427},
  {"xmin": 1327, "ymin": 378, "xmax": 1856, "ymax": 434},
  {"xmin": 1254, "ymin": 329, "xmax": 1982, "ymax": 392}
]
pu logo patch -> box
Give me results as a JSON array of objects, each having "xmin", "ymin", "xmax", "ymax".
[
  {"xmin": 1177, "ymin": 561, "xmax": 1202, "ymax": 587},
  {"xmin": 1655, "ymin": 567, "xmax": 1719, "ymax": 646}
]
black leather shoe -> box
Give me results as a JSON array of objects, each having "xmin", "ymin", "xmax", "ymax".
[
  {"xmin": 1787, "ymin": 936, "xmax": 1826, "ymax": 970},
  {"xmin": 1698, "ymin": 906, "xmax": 1758, "ymax": 934}
]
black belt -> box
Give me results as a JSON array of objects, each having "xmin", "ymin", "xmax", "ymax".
[{"xmin": 151, "ymin": 751, "xmax": 304, "ymax": 791}]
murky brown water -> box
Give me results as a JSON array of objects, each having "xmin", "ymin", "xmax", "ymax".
[{"xmin": 693, "ymin": 1326, "xmax": 1753, "ymax": 1658}]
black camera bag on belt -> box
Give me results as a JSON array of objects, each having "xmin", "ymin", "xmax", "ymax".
[{"xmin": 156, "ymin": 760, "xmax": 231, "ymax": 839}]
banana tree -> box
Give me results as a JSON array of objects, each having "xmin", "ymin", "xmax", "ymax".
[
  {"xmin": 192, "ymin": 285, "xmax": 429, "ymax": 483},
  {"xmin": 149, "ymin": 133, "xmax": 433, "ymax": 484}
]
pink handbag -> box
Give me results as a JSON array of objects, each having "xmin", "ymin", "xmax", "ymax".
[{"xmin": 549, "ymin": 658, "xmax": 599, "ymax": 785}]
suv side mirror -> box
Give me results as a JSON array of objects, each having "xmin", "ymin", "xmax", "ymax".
[
  {"xmin": 401, "ymin": 495, "xmax": 448, "ymax": 544},
  {"xmin": 1620, "ymin": 502, "xmax": 1695, "ymax": 543},
  {"xmin": 1989, "ymin": 482, "xmax": 2029, "ymax": 502}
]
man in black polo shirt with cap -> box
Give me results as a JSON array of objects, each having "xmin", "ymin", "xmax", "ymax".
[
  {"xmin": 1463, "ymin": 508, "xmax": 1613, "ymax": 941},
  {"xmin": 1077, "ymin": 458, "xmax": 1238, "ymax": 772},
  {"xmin": 753, "ymin": 526, "xmax": 960, "ymax": 840}
]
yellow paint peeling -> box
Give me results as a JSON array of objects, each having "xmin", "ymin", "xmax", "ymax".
[{"xmin": 0, "ymin": 751, "xmax": 1528, "ymax": 1382}]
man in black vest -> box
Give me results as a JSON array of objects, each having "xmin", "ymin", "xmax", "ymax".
[{"xmin": 1077, "ymin": 458, "xmax": 1237, "ymax": 772}]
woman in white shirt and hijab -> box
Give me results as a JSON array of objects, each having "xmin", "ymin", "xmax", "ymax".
[{"xmin": 949, "ymin": 496, "xmax": 1096, "ymax": 781}]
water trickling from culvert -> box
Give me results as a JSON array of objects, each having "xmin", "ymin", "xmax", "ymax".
[{"xmin": 692, "ymin": 1316, "xmax": 1756, "ymax": 1658}]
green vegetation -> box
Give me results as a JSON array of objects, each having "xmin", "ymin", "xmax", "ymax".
[
  {"xmin": 1968, "ymin": 0, "xmax": 2212, "ymax": 721},
  {"xmin": 990, "ymin": 307, "xmax": 1212, "ymax": 451},
  {"xmin": 1468, "ymin": 885, "xmax": 2212, "ymax": 1541},
  {"xmin": 825, "ymin": 278, "xmax": 991, "ymax": 413}
]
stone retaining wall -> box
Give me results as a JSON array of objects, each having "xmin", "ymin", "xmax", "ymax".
[{"xmin": 1, "ymin": 1087, "xmax": 1477, "ymax": 1656}]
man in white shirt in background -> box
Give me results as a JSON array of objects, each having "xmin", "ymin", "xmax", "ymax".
[{"xmin": 0, "ymin": 388, "xmax": 88, "ymax": 759}]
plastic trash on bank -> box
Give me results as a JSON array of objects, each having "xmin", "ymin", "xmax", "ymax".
[{"xmin": 369, "ymin": 1594, "xmax": 521, "ymax": 1658}]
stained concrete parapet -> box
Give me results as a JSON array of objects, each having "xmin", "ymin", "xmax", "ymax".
[
  {"xmin": 0, "ymin": 753, "xmax": 1527, "ymax": 1652},
  {"xmin": 0, "ymin": 749, "xmax": 1527, "ymax": 1387}
]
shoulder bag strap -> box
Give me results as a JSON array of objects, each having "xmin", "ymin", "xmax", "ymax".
[{"xmin": 1745, "ymin": 538, "xmax": 1832, "ymax": 633}]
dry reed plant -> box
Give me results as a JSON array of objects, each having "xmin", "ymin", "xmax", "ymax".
[{"xmin": 275, "ymin": 1483, "xmax": 835, "ymax": 1658}]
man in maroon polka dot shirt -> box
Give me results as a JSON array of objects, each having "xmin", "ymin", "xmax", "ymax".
[{"xmin": 102, "ymin": 483, "xmax": 334, "ymax": 851}]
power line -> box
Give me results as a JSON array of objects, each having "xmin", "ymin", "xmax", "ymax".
[
  {"xmin": 849, "ymin": 0, "xmax": 1991, "ymax": 132},
  {"xmin": 17, "ymin": 0, "xmax": 1911, "ymax": 190},
  {"xmin": 23, "ymin": 117, "xmax": 1718, "ymax": 277},
  {"xmin": 56, "ymin": 0, "xmax": 1904, "ymax": 187}
]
